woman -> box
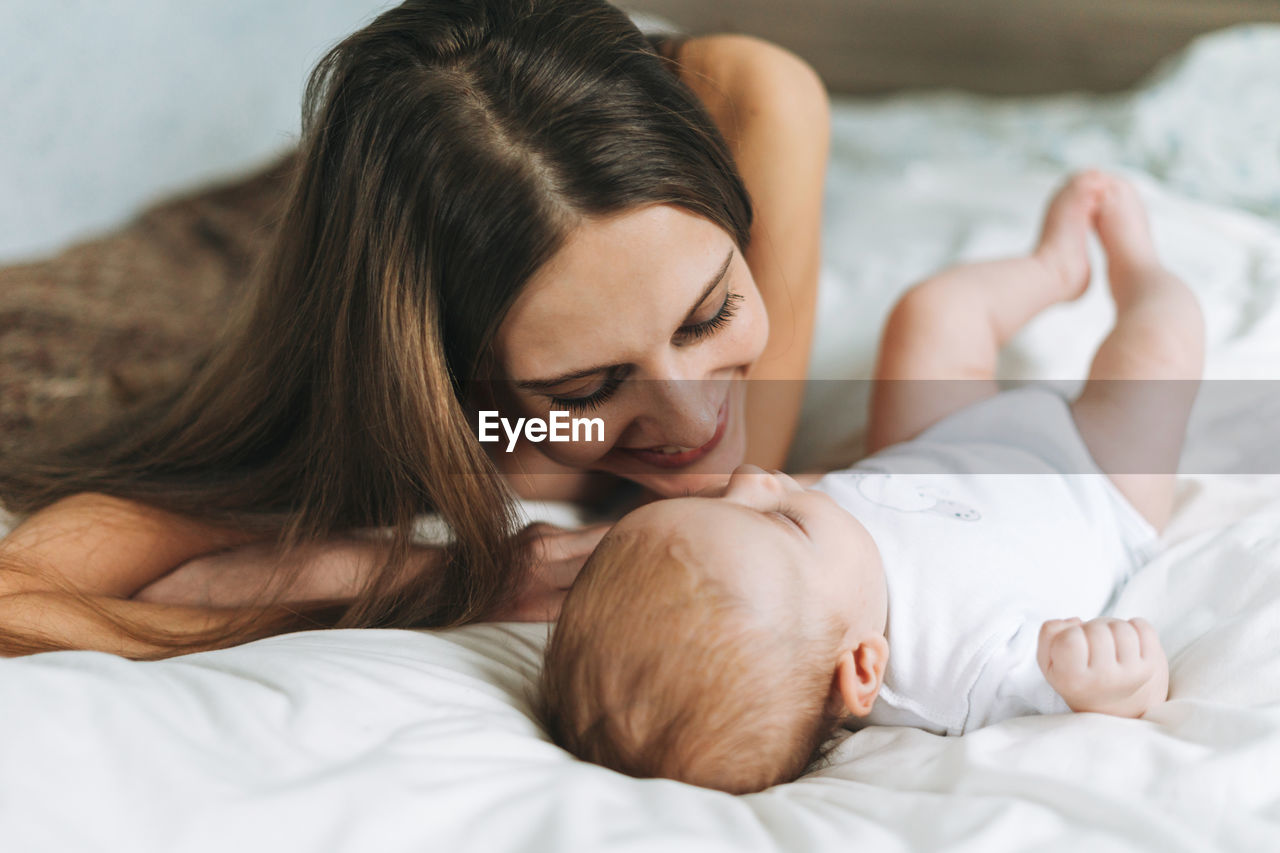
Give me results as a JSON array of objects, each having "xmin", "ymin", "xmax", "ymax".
[{"xmin": 0, "ymin": 0, "xmax": 828, "ymax": 657}]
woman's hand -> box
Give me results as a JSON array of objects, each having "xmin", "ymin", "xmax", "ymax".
[{"xmin": 489, "ymin": 522, "xmax": 611, "ymax": 622}]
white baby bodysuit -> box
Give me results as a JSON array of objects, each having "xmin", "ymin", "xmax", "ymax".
[{"xmin": 812, "ymin": 387, "xmax": 1158, "ymax": 735}]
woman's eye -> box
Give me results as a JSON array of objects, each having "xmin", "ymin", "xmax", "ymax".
[
  {"xmin": 547, "ymin": 370, "xmax": 627, "ymax": 413},
  {"xmin": 676, "ymin": 291, "xmax": 742, "ymax": 344}
]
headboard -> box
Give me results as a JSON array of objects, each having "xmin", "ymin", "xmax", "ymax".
[{"xmin": 625, "ymin": 0, "xmax": 1280, "ymax": 94}]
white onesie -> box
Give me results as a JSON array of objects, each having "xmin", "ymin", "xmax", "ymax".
[{"xmin": 812, "ymin": 387, "xmax": 1159, "ymax": 736}]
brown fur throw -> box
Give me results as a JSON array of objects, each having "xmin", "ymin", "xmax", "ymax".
[{"xmin": 0, "ymin": 155, "xmax": 295, "ymax": 456}]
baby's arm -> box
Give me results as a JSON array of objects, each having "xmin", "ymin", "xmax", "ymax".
[{"xmin": 1037, "ymin": 616, "xmax": 1169, "ymax": 718}]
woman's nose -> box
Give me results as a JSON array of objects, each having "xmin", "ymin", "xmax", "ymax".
[{"xmin": 644, "ymin": 379, "xmax": 723, "ymax": 448}]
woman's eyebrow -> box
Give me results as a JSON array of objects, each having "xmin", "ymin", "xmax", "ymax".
[{"xmin": 514, "ymin": 248, "xmax": 735, "ymax": 392}]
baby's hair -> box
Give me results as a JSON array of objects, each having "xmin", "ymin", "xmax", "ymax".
[{"xmin": 539, "ymin": 525, "xmax": 847, "ymax": 794}]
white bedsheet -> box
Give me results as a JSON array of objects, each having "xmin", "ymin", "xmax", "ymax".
[
  {"xmin": 5, "ymin": 24, "xmax": 1280, "ymax": 853},
  {"xmin": 3, "ymin": 490, "xmax": 1279, "ymax": 852}
]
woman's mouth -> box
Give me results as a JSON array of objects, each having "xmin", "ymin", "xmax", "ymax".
[{"xmin": 620, "ymin": 398, "xmax": 730, "ymax": 469}]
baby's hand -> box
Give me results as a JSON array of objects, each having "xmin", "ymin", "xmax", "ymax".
[{"xmin": 1037, "ymin": 617, "xmax": 1169, "ymax": 719}]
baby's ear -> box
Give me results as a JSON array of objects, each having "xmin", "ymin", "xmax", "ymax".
[{"xmin": 829, "ymin": 635, "xmax": 889, "ymax": 718}]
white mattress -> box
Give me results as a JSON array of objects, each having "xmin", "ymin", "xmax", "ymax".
[{"xmin": 5, "ymin": 24, "xmax": 1280, "ymax": 853}]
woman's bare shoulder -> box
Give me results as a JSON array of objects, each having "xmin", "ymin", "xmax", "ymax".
[{"xmin": 671, "ymin": 34, "xmax": 829, "ymax": 141}]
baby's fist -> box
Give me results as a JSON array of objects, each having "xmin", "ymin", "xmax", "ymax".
[{"xmin": 1037, "ymin": 617, "xmax": 1169, "ymax": 719}]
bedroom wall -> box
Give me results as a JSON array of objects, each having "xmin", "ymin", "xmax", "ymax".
[
  {"xmin": 7, "ymin": 0, "xmax": 1277, "ymax": 265},
  {"xmin": 0, "ymin": 0, "xmax": 396, "ymax": 263}
]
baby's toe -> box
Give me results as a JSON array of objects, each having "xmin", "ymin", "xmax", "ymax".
[{"xmin": 1065, "ymin": 170, "xmax": 1111, "ymax": 204}]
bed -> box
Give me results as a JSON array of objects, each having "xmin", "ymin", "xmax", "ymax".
[{"xmin": 4, "ymin": 11, "xmax": 1280, "ymax": 853}]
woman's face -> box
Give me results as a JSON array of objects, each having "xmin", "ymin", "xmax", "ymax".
[{"xmin": 492, "ymin": 204, "xmax": 768, "ymax": 496}]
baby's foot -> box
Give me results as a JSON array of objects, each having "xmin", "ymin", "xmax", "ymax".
[
  {"xmin": 1092, "ymin": 176, "xmax": 1166, "ymax": 308},
  {"xmin": 1034, "ymin": 170, "xmax": 1109, "ymax": 302},
  {"xmin": 1037, "ymin": 617, "xmax": 1169, "ymax": 719}
]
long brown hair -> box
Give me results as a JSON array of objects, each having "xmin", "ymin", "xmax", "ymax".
[{"xmin": 0, "ymin": 0, "xmax": 752, "ymax": 656}]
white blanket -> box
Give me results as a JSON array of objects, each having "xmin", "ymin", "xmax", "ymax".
[{"xmin": 5, "ymin": 24, "xmax": 1280, "ymax": 853}]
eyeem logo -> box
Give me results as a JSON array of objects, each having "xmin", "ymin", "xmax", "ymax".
[{"xmin": 477, "ymin": 411, "xmax": 605, "ymax": 452}]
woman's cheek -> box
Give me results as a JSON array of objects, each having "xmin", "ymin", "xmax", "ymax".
[
  {"xmin": 537, "ymin": 435, "xmax": 610, "ymax": 467},
  {"xmin": 736, "ymin": 286, "xmax": 770, "ymax": 367}
]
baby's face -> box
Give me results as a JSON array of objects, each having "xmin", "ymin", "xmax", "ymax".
[{"xmin": 610, "ymin": 465, "xmax": 886, "ymax": 634}]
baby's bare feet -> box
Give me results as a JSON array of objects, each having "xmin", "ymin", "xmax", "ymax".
[
  {"xmin": 1034, "ymin": 170, "xmax": 1109, "ymax": 302},
  {"xmin": 1037, "ymin": 616, "xmax": 1169, "ymax": 719},
  {"xmin": 1092, "ymin": 175, "xmax": 1167, "ymax": 306}
]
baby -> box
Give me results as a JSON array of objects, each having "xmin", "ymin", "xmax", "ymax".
[{"xmin": 539, "ymin": 172, "xmax": 1204, "ymax": 794}]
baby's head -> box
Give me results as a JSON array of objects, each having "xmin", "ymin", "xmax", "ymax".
[{"xmin": 540, "ymin": 466, "xmax": 889, "ymax": 794}]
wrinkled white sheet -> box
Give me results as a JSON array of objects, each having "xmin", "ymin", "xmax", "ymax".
[
  {"xmin": 793, "ymin": 24, "xmax": 1280, "ymax": 476},
  {"xmin": 4, "ymin": 24, "xmax": 1280, "ymax": 853},
  {"xmin": 3, "ymin": 494, "xmax": 1279, "ymax": 852}
]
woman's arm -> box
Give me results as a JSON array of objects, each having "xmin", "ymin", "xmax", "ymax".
[
  {"xmin": 136, "ymin": 521, "xmax": 611, "ymax": 622},
  {"xmin": 0, "ymin": 591, "xmax": 273, "ymax": 658},
  {"xmin": 134, "ymin": 537, "xmax": 421, "ymax": 607},
  {"xmin": 0, "ymin": 493, "xmax": 260, "ymax": 599},
  {"xmin": 0, "ymin": 493, "xmax": 266, "ymax": 656},
  {"xmin": 675, "ymin": 35, "xmax": 830, "ymax": 470}
]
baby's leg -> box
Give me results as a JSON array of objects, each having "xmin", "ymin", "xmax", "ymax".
[
  {"xmin": 1037, "ymin": 617, "xmax": 1169, "ymax": 718},
  {"xmin": 1070, "ymin": 177, "xmax": 1204, "ymax": 531},
  {"xmin": 868, "ymin": 172, "xmax": 1107, "ymax": 452}
]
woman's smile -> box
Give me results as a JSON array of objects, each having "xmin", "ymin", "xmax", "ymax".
[{"xmin": 619, "ymin": 395, "xmax": 730, "ymax": 468}]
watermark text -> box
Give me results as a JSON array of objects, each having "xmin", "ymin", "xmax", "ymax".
[{"xmin": 477, "ymin": 410, "xmax": 605, "ymax": 452}]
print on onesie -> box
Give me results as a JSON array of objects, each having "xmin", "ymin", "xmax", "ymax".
[{"xmin": 852, "ymin": 472, "xmax": 982, "ymax": 522}]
